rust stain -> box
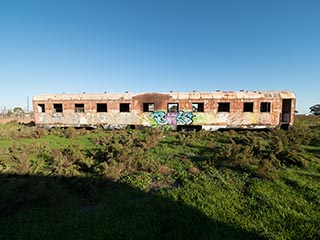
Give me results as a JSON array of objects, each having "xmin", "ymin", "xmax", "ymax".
[{"xmin": 132, "ymin": 93, "xmax": 171, "ymax": 111}]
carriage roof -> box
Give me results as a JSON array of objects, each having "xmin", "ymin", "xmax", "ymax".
[{"xmin": 33, "ymin": 91, "xmax": 296, "ymax": 101}]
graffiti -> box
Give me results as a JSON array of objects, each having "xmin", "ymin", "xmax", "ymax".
[
  {"xmin": 177, "ymin": 111, "xmax": 195, "ymax": 125},
  {"xmin": 150, "ymin": 111, "xmax": 168, "ymax": 125},
  {"xmin": 166, "ymin": 112, "xmax": 178, "ymax": 129},
  {"xmin": 151, "ymin": 110, "xmax": 195, "ymax": 128}
]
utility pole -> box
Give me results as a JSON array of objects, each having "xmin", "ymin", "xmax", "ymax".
[{"xmin": 27, "ymin": 96, "xmax": 30, "ymax": 113}]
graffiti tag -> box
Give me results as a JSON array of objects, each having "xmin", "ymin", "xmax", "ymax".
[
  {"xmin": 177, "ymin": 111, "xmax": 195, "ymax": 125},
  {"xmin": 150, "ymin": 111, "xmax": 168, "ymax": 125},
  {"xmin": 151, "ymin": 110, "xmax": 195, "ymax": 128}
]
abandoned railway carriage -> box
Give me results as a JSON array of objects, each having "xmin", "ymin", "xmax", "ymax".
[{"xmin": 32, "ymin": 90, "xmax": 296, "ymax": 130}]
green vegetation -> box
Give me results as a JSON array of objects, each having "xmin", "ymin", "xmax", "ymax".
[{"xmin": 0, "ymin": 116, "xmax": 319, "ymax": 239}]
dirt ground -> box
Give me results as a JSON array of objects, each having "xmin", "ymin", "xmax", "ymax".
[{"xmin": 0, "ymin": 117, "xmax": 33, "ymax": 124}]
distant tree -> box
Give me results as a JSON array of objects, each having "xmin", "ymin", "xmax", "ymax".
[
  {"xmin": 13, "ymin": 107, "xmax": 24, "ymax": 117},
  {"xmin": 310, "ymin": 104, "xmax": 320, "ymax": 115}
]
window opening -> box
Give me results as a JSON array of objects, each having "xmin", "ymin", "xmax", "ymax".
[
  {"xmin": 120, "ymin": 103, "xmax": 130, "ymax": 112},
  {"xmin": 260, "ymin": 102, "xmax": 271, "ymax": 112},
  {"xmin": 143, "ymin": 103, "xmax": 155, "ymax": 112},
  {"xmin": 38, "ymin": 104, "xmax": 45, "ymax": 113},
  {"xmin": 97, "ymin": 103, "xmax": 107, "ymax": 112},
  {"xmin": 218, "ymin": 102, "xmax": 230, "ymax": 112},
  {"xmin": 53, "ymin": 103, "xmax": 63, "ymax": 113},
  {"xmin": 243, "ymin": 102, "xmax": 254, "ymax": 112},
  {"xmin": 192, "ymin": 103, "xmax": 204, "ymax": 112},
  {"xmin": 75, "ymin": 103, "xmax": 85, "ymax": 113},
  {"xmin": 168, "ymin": 103, "xmax": 178, "ymax": 112}
]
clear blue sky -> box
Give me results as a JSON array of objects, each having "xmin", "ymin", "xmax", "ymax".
[{"xmin": 0, "ymin": 0, "xmax": 319, "ymax": 114}]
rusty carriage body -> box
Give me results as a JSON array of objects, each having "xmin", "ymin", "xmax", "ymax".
[{"xmin": 32, "ymin": 90, "xmax": 296, "ymax": 130}]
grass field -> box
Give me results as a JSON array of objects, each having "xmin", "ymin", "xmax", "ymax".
[{"xmin": 0, "ymin": 115, "xmax": 319, "ymax": 239}]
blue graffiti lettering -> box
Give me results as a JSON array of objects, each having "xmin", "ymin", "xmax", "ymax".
[
  {"xmin": 151, "ymin": 111, "xmax": 168, "ymax": 125},
  {"xmin": 151, "ymin": 110, "xmax": 195, "ymax": 126},
  {"xmin": 177, "ymin": 111, "xmax": 195, "ymax": 125}
]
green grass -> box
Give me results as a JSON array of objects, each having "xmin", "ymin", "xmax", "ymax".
[{"xmin": 0, "ymin": 117, "xmax": 320, "ymax": 239}]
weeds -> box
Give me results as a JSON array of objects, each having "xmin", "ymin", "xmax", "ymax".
[{"xmin": 0, "ymin": 116, "xmax": 320, "ymax": 239}]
